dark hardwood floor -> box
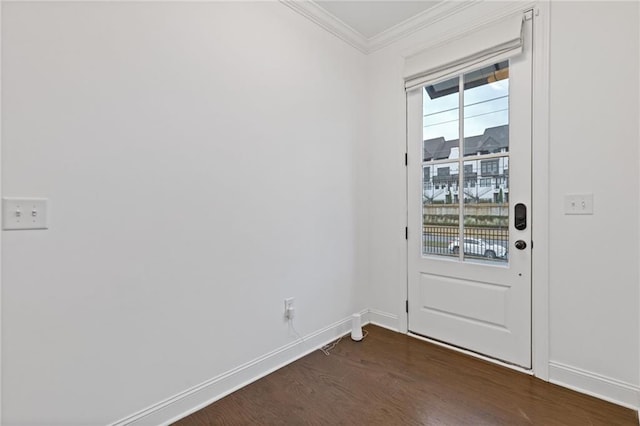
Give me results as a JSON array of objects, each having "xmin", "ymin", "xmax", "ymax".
[{"xmin": 175, "ymin": 325, "xmax": 637, "ymax": 425}]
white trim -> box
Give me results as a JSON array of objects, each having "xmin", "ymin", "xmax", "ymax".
[
  {"xmin": 368, "ymin": 309, "xmax": 400, "ymax": 332},
  {"xmin": 0, "ymin": 0, "xmax": 4, "ymax": 421},
  {"xmin": 279, "ymin": 0, "xmax": 369, "ymax": 54},
  {"xmin": 402, "ymin": 61, "xmax": 410, "ymax": 336},
  {"xmin": 99, "ymin": 308, "xmax": 638, "ymax": 426},
  {"xmin": 549, "ymin": 361, "xmax": 640, "ymax": 410},
  {"xmin": 280, "ymin": 0, "xmax": 475, "ymax": 55},
  {"xmin": 367, "ymin": 1, "xmax": 476, "ymax": 53},
  {"xmin": 109, "ymin": 310, "xmax": 369, "ymax": 426},
  {"xmin": 531, "ymin": 1, "xmax": 551, "ymax": 382}
]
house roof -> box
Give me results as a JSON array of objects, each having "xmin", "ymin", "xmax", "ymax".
[{"xmin": 423, "ymin": 125, "xmax": 509, "ymax": 161}]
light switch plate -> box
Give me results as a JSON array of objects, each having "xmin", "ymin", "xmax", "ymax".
[
  {"xmin": 2, "ymin": 198, "xmax": 48, "ymax": 230},
  {"xmin": 564, "ymin": 194, "xmax": 594, "ymax": 215}
]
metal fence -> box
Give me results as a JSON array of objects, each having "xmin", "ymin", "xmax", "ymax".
[{"xmin": 422, "ymin": 226, "xmax": 509, "ymax": 263}]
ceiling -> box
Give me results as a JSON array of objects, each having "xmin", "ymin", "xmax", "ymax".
[
  {"xmin": 315, "ymin": 1, "xmax": 442, "ymax": 39},
  {"xmin": 281, "ymin": 0, "xmax": 468, "ymax": 54}
]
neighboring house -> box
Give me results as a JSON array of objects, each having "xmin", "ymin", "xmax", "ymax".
[{"xmin": 423, "ymin": 125, "xmax": 509, "ymax": 204}]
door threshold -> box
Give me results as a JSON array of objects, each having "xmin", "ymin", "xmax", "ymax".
[{"xmin": 407, "ymin": 331, "xmax": 533, "ymax": 376}]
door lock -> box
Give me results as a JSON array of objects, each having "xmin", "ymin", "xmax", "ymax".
[
  {"xmin": 515, "ymin": 240, "xmax": 527, "ymax": 250},
  {"xmin": 515, "ymin": 203, "xmax": 527, "ymax": 230}
]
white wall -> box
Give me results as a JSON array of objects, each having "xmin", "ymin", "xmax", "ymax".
[
  {"xmin": 366, "ymin": 0, "xmax": 640, "ymax": 408},
  {"xmin": 547, "ymin": 1, "xmax": 639, "ymax": 404},
  {"xmin": 1, "ymin": 2, "xmax": 368, "ymax": 424},
  {"xmin": 3, "ymin": 0, "xmax": 639, "ymax": 423}
]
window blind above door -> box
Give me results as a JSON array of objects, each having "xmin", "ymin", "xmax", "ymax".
[{"xmin": 404, "ymin": 12, "xmax": 525, "ymax": 91}]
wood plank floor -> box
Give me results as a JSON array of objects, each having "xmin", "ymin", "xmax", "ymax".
[{"xmin": 174, "ymin": 325, "xmax": 637, "ymax": 425}]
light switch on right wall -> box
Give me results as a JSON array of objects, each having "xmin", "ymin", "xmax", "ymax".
[{"xmin": 564, "ymin": 194, "xmax": 594, "ymax": 215}]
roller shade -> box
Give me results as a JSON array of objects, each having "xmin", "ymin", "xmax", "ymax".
[{"xmin": 404, "ymin": 12, "xmax": 525, "ymax": 91}]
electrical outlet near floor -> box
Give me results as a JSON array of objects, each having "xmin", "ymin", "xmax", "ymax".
[{"xmin": 284, "ymin": 297, "xmax": 295, "ymax": 319}]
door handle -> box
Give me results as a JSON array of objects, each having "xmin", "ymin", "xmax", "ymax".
[
  {"xmin": 515, "ymin": 203, "xmax": 527, "ymax": 230},
  {"xmin": 515, "ymin": 240, "xmax": 527, "ymax": 250}
]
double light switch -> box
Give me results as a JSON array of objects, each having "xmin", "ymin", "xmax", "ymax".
[
  {"xmin": 564, "ymin": 194, "xmax": 594, "ymax": 215},
  {"xmin": 2, "ymin": 198, "xmax": 48, "ymax": 230}
]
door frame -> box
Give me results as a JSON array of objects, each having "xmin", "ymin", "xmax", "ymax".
[
  {"xmin": 1, "ymin": 1, "xmax": 4, "ymax": 418},
  {"xmin": 401, "ymin": 2, "xmax": 550, "ymax": 380}
]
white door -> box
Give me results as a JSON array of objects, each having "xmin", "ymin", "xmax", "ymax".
[{"xmin": 407, "ymin": 17, "xmax": 532, "ymax": 368}]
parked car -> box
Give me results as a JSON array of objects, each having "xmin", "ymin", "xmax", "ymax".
[{"xmin": 448, "ymin": 238, "xmax": 507, "ymax": 259}]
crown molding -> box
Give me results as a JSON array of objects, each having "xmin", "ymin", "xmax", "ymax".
[
  {"xmin": 280, "ymin": 0, "xmax": 370, "ymax": 54},
  {"xmin": 367, "ymin": 0, "xmax": 478, "ymax": 52},
  {"xmin": 280, "ymin": 0, "xmax": 478, "ymax": 55}
]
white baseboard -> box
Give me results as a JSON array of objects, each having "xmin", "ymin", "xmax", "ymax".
[
  {"xmin": 368, "ymin": 309, "xmax": 399, "ymax": 332},
  {"xmin": 109, "ymin": 309, "xmax": 369, "ymax": 426},
  {"xmin": 109, "ymin": 313, "xmax": 639, "ymax": 426},
  {"xmin": 549, "ymin": 361, "xmax": 640, "ymax": 410}
]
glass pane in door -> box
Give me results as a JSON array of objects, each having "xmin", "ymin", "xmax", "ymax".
[
  {"xmin": 462, "ymin": 158, "xmax": 509, "ymax": 263},
  {"xmin": 462, "ymin": 62, "xmax": 510, "ymax": 264},
  {"xmin": 422, "ymin": 75, "xmax": 459, "ymax": 258},
  {"xmin": 422, "ymin": 162, "xmax": 459, "ymax": 257}
]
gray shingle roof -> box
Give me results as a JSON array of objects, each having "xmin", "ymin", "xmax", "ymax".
[{"xmin": 423, "ymin": 125, "xmax": 508, "ymax": 161}]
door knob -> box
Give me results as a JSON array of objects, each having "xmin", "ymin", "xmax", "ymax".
[{"xmin": 515, "ymin": 240, "xmax": 527, "ymax": 250}]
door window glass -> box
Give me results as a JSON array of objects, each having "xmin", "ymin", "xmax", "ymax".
[
  {"xmin": 421, "ymin": 74, "xmax": 459, "ymax": 259},
  {"xmin": 422, "ymin": 61, "xmax": 509, "ymax": 264}
]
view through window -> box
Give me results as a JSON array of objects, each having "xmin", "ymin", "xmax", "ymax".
[{"xmin": 422, "ymin": 61, "xmax": 509, "ymax": 264}]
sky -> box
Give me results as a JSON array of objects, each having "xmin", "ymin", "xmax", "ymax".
[{"xmin": 423, "ymin": 77, "xmax": 509, "ymax": 141}]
